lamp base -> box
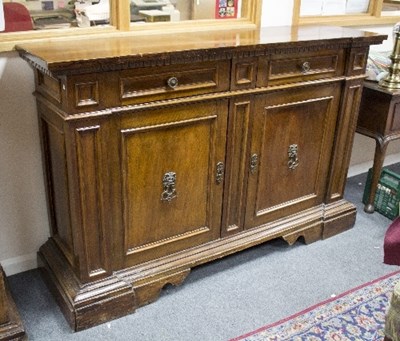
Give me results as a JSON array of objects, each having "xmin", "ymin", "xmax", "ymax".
[{"xmin": 379, "ymin": 76, "xmax": 400, "ymax": 89}]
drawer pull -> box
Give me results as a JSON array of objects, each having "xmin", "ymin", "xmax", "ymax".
[
  {"xmin": 301, "ymin": 62, "xmax": 311, "ymax": 73},
  {"xmin": 250, "ymin": 154, "xmax": 259, "ymax": 174},
  {"xmin": 288, "ymin": 144, "xmax": 299, "ymax": 170},
  {"xmin": 161, "ymin": 172, "xmax": 177, "ymax": 203},
  {"xmin": 167, "ymin": 77, "xmax": 179, "ymax": 89},
  {"xmin": 216, "ymin": 162, "xmax": 224, "ymax": 184}
]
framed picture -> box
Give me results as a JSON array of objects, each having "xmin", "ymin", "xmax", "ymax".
[{"xmin": 215, "ymin": 0, "xmax": 238, "ymax": 19}]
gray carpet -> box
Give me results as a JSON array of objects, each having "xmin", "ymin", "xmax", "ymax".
[{"xmin": 6, "ymin": 165, "xmax": 400, "ymax": 341}]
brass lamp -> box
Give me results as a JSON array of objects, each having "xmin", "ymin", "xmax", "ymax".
[{"xmin": 379, "ymin": 29, "xmax": 400, "ymax": 89}]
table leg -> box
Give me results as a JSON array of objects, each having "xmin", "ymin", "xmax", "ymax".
[{"xmin": 364, "ymin": 139, "xmax": 388, "ymax": 213}]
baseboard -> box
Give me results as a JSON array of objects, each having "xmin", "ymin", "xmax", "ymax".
[
  {"xmin": 348, "ymin": 152, "xmax": 400, "ymax": 178},
  {"xmin": 0, "ymin": 253, "xmax": 38, "ymax": 276}
]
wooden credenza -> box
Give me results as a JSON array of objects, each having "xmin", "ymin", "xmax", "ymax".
[{"xmin": 17, "ymin": 26, "xmax": 386, "ymax": 331}]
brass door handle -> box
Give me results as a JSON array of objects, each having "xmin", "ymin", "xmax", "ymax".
[
  {"xmin": 250, "ymin": 154, "xmax": 258, "ymax": 174},
  {"xmin": 161, "ymin": 172, "xmax": 177, "ymax": 203},
  {"xmin": 216, "ymin": 162, "xmax": 224, "ymax": 184},
  {"xmin": 288, "ymin": 144, "xmax": 299, "ymax": 170}
]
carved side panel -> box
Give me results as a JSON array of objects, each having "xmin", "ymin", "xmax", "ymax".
[
  {"xmin": 0, "ymin": 269, "xmax": 7, "ymax": 325},
  {"xmin": 326, "ymin": 81, "xmax": 363, "ymax": 202},
  {"xmin": 222, "ymin": 98, "xmax": 253, "ymax": 236},
  {"xmin": 74, "ymin": 124, "xmax": 111, "ymax": 279},
  {"xmin": 36, "ymin": 70, "xmax": 62, "ymax": 103},
  {"xmin": 39, "ymin": 111, "xmax": 74, "ymax": 266}
]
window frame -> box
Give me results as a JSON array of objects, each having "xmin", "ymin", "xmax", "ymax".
[
  {"xmin": 293, "ymin": 0, "xmax": 400, "ymax": 26},
  {"xmin": 0, "ymin": 0, "xmax": 262, "ymax": 52}
]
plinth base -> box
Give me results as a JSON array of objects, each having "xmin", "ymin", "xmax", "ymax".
[
  {"xmin": 0, "ymin": 266, "xmax": 26, "ymax": 341},
  {"xmin": 39, "ymin": 199, "xmax": 356, "ymax": 331}
]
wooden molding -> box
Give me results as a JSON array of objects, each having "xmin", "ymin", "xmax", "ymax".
[
  {"xmin": 293, "ymin": 0, "xmax": 400, "ymax": 26},
  {"xmin": 292, "ymin": 0, "xmax": 301, "ymax": 26},
  {"xmin": 0, "ymin": 0, "xmax": 261, "ymax": 52},
  {"xmin": 0, "ymin": 266, "xmax": 26, "ymax": 341},
  {"xmin": 299, "ymin": 14, "xmax": 400, "ymax": 26}
]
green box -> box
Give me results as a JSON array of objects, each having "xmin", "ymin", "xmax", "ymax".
[{"xmin": 363, "ymin": 167, "xmax": 400, "ymax": 220}]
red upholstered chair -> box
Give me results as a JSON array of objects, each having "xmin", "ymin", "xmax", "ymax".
[
  {"xmin": 2, "ymin": 2, "xmax": 33, "ymax": 32},
  {"xmin": 384, "ymin": 217, "xmax": 400, "ymax": 266}
]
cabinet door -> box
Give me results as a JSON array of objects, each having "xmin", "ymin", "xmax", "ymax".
[
  {"xmin": 117, "ymin": 100, "xmax": 228, "ymax": 267},
  {"xmin": 245, "ymin": 83, "xmax": 341, "ymax": 229}
]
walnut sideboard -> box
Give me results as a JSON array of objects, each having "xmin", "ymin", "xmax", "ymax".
[{"xmin": 17, "ymin": 26, "xmax": 386, "ymax": 331}]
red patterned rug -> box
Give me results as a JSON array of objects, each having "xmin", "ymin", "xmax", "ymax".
[{"xmin": 231, "ymin": 270, "xmax": 400, "ymax": 341}]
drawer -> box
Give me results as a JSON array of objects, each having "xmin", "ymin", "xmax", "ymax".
[
  {"xmin": 119, "ymin": 61, "xmax": 230, "ymax": 104},
  {"xmin": 257, "ymin": 50, "xmax": 345, "ymax": 86}
]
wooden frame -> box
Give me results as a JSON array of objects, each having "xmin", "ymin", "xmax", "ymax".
[
  {"xmin": 293, "ymin": 0, "xmax": 400, "ymax": 26},
  {"xmin": 0, "ymin": 0, "xmax": 262, "ymax": 52}
]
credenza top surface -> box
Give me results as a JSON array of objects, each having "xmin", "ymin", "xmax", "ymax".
[{"xmin": 16, "ymin": 25, "xmax": 386, "ymax": 76}]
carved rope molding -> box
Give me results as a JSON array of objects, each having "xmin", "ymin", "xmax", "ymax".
[
  {"xmin": 60, "ymin": 75, "xmax": 363, "ymax": 122},
  {"xmin": 19, "ymin": 53, "xmax": 54, "ymax": 78}
]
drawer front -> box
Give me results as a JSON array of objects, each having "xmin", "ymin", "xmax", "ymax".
[
  {"xmin": 120, "ymin": 61, "xmax": 230, "ymax": 104},
  {"xmin": 258, "ymin": 50, "xmax": 345, "ymax": 86}
]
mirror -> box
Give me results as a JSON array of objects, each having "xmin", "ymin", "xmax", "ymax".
[
  {"xmin": 131, "ymin": 0, "xmax": 242, "ymax": 23},
  {"xmin": 382, "ymin": 0, "xmax": 400, "ymax": 16},
  {"xmin": 14, "ymin": 0, "xmax": 243, "ymax": 30},
  {"xmin": 299, "ymin": 0, "xmax": 370, "ymax": 16}
]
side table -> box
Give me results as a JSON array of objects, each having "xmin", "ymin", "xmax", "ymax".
[
  {"xmin": 356, "ymin": 80, "xmax": 400, "ymax": 213},
  {"xmin": 0, "ymin": 265, "xmax": 26, "ymax": 340}
]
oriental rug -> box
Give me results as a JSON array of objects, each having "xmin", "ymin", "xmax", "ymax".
[{"xmin": 231, "ymin": 270, "xmax": 400, "ymax": 341}]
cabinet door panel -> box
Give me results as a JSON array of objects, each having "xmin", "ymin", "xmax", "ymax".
[
  {"xmin": 222, "ymin": 98, "xmax": 254, "ymax": 236},
  {"xmin": 119, "ymin": 101, "xmax": 227, "ymax": 266},
  {"xmin": 40, "ymin": 114, "xmax": 74, "ymax": 266},
  {"xmin": 245, "ymin": 84, "xmax": 340, "ymax": 229}
]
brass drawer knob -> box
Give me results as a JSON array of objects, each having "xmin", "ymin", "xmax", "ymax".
[
  {"xmin": 301, "ymin": 62, "xmax": 311, "ymax": 73},
  {"xmin": 167, "ymin": 77, "xmax": 179, "ymax": 89}
]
